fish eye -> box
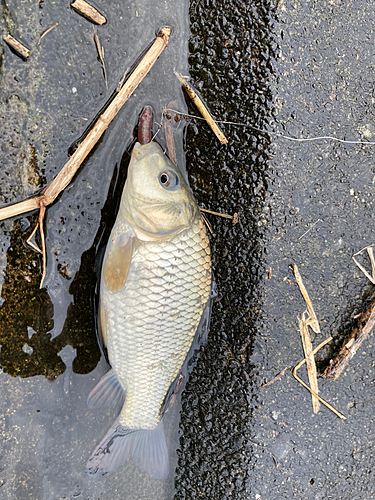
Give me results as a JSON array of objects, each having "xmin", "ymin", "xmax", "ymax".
[{"xmin": 159, "ymin": 170, "xmax": 179, "ymax": 189}]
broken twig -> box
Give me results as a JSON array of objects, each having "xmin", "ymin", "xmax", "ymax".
[
  {"xmin": 38, "ymin": 23, "xmax": 59, "ymax": 44},
  {"xmin": 299, "ymin": 313, "xmax": 320, "ymax": 413},
  {"xmin": 0, "ymin": 27, "xmax": 171, "ymax": 288},
  {"xmin": 163, "ymin": 100, "xmax": 178, "ymax": 164},
  {"xmin": 199, "ymin": 207, "xmax": 234, "ymax": 220},
  {"xmin": 352, "ymin": 244, "xmax": 375, "ymax": 284},
  {"xmin": 93, "ymin": 30, "xmax": 107, "ymax": 88},
  {"xmin": 323, "ymin": 244, "xmax": 375, "ymax": 378},
  {"xmin": 293, "ymin": 336, "xmax": 346, "ymax": 420},
  {"xmin": 71, "ymin": 0, "xmax": 106, "ymax": 25},
  {"xmin": 292, "ymin": 263, "xmax": 320, "ymax": 333},
  {"xmin": 173, "ymin": 69, "xmax": 228, "ymax": 145},
  {"xmin": 3, "ymin": 34, "xmax": 30, "ymax": 59},
  {"xmin": 261, "ymin": 366, "xmax": 289, "ymax": 388},
  {"xmin": 323, "ymin": 295, "xmax": 375, "ymax": 380}
]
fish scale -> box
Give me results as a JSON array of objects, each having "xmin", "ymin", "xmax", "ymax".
[{"xmin": 102, "ymin": 217, "xmax": 211, "ymax": 430}]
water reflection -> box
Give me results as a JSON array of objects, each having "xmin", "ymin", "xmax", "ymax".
[{"xmin": 0, "ymin": 218, "xmax": 63, "ymax": 379}]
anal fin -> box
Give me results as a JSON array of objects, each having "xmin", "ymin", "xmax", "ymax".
[{"xmin": 87, "ymin": 369, "xmax": 125, "ymax": 409}]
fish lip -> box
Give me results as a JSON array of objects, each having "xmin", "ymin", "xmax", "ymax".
[{"xmin": 131, "ymin": 141, "xmax": 159, "ymax": 164}]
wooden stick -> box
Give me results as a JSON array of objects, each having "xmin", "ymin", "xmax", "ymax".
[
  {"xmin": 0, "ymin": 27, "xmax": 171, "ymax": 287},
  {"xmin": 293, "ymin": 336, "xmax": 346, "ymax": 420},
  {"xmin": 299, "ymin": 313, "xmax": 320, "ymax": 412},
  {"xmin": 323, "ymin": 296, "xmax": 375, "ymax": 380},
  {"xmin": 292, "ymin": 263, "xmax": 321, "ymax": 333},
  {"xmin": 71, "ymin": 0, "xmax": 106, "ymax": 25},
  {"xmin": 173, "ymin": 69, "xmax": 228, "ymax": 145},
  {"xmin": 3, "ymin": 34, "xmax": 30, "ymax": 59}
]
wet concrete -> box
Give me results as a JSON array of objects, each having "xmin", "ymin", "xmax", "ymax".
[{"xmin": 0, "ymin": 0, "xmax": 374, "ymax": 498}]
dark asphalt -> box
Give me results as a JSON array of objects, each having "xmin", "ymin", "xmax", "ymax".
[{"xmin": 0, "ymin": 0, "xmax": 374, "ymax": 498}]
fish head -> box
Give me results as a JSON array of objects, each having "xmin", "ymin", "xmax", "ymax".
[{"xmin": 120, "ymin": 141, "xmax": 199, "ymax": 238}]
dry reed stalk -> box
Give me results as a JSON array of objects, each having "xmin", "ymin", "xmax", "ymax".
[
  {"xmin": 94, "ymin": 30, "xmax": 107, "ymax": 88},
  {"xmin": 173, "ymin": 70, "xmax": 228, "ymax": 145},
  {"xmin": 299, "ymin": 313, "xmax": 320, "ymax": 413},
  {"xmin": 352, "ymin": 244, "xmax": 375, "ymax": 284},
  {"xmin": 199, "ymin": 207, "xmax": 234, "ymax": 220},
  {"xmin": 38, "ymin": 23, "xmax": 59, "ymax": 44},
  {"xmin": 293, "ymin": 263, "xmax": 320, "ymax": 333},
  {"xmin": 261, "ymin": 366, "xmax": 289, "ymax": 388},
  {"xmin": 293, "ymin": 336, "xmax": 346, "ymax": 420}
]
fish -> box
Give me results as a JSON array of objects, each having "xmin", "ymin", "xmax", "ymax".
[{"xmin": 85, "ymin": 140, "xmax": 212, "ymax": 479}]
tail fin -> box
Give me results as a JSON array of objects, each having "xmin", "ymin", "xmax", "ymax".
[{"xmin": 85, "ymin": 419, "xmax": 169, "ymax": 479}]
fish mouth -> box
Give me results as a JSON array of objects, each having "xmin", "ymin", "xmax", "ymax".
[{"xmin": 131, "ymin": 141, "xmax": 159, "ymax": 164}]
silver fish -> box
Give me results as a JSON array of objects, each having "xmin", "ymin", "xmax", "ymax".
[{"xmin": 86, "ymin": 141, "xmax": 211, "ymax": 478}]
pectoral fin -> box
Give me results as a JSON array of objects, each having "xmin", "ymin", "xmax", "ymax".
[{"xmin": 104, "ymin": 234, "xmax": 134, "ymax": 293}]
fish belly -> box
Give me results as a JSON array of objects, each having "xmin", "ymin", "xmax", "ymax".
[{"xmin": 102, "ymin": 218, "xmax": 211, "ymax": 429}]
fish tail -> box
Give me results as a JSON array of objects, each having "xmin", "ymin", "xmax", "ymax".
[{"xmin": 85, "ymin": 418, "xmax": 169, "ymax": 479}]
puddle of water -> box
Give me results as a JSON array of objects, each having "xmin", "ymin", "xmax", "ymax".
[{"xmin": 0, "ymin": 0, "xmax": 194, "ymax": 498}]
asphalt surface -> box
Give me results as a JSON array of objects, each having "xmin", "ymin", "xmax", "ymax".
[{"xmin": 0, "ymin": 0, "xmax": 374, "ymax": 499}]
